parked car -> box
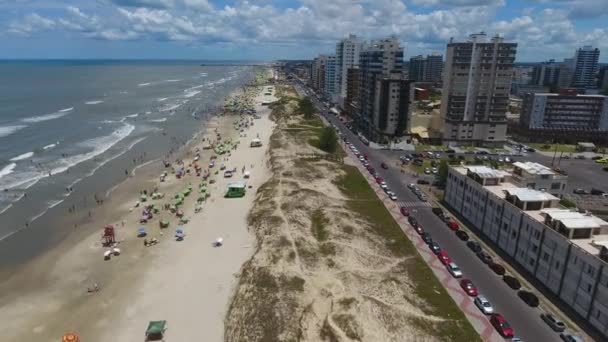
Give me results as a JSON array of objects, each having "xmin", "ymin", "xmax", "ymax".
[
  {"xmin": 476, "ymin": 251, "xmax": 493, "ymax": 264},
  {"xmin": 490, "ymin": 313, "xmax": 514, "ymax": 338},
  {"xmin": 541, "ymin": 313, "xmax": 566, "ymax": 332},
  {"xmin": 424, "ymin": 168, "xmax": 431, "ymax": 174},
  {"xmin": 474, "ymin": 295, "xmax": 494, "ymax": 315},
  {"xmin": 455, "ymin": 230, "xmax": 469, "ymax": 241},
  {"xmin": 408, "ymin": 216, "xmax": 418, "ymax": 227},
  {"xmin": 407, "ymin": 183, "xmax": 416, "ymax": 189},
  {"xmin": 447, "ymin": 262, "xmax": 462, "ymax": 278},
  {"xmin": 447, "ymin": 220, "xmax": 459, "ymax": 231},
  {"xmin": 421, "ymin": 232, "xmax": 433, "ymax": 245},
  {"xmin": 432, "ymin": 207, "xmax": 445, "ymax": 219},
  {"xmin": 574, "ymin": 155, "xmax": 586, "ymax": 159},
  {"xmin": 400, "ymin": 207, "xmax": 410, "ymax": 216},
  {"xmin": 489, "ymin": 262, "xmax": 506, "ymax": 276},
  {"xmin": 518, "ymin": 290, "xmax": 539, "ymax": 307},
  {"xmin": 559, "ymin": 332, "xmax": 584, "ymax": 342},
  {"xmin": 429, "ymin": 242, "xmax": 441, "ymax": 255},
  {"xmin": 388, "ymin": 193, "xmax": 398, "ymax": 201},
  {"xmin": 380, "ymin": 162, "xmax": 389, "ymax": 169},
  {"xmin": 591, "ymin": 188, "xmax": 606, "ymax": 195},
  {"xmin": 460, "ymin": 278, "xmax": 479, "ymax": 296},
  {"xmin": 414, "ymin": 225, "xmax": 424, "ymax": 235},
  {"xmin": 467, "ymin": 240, "xmax": 482, "ymax": 253},
  {"xmin": 417, "ymin": 179, "xmax": 430, "ymax": 185},
  {"xmin": 503, "ymin": 275, "xmax": 522, "ymax": 290},
  {"xmin": 591, "ymin": 156, "xmax": 603, "ymax": 160},
  {"xmin": 438, "ymin": 250, "xmax": 451, "ymax": 265}
]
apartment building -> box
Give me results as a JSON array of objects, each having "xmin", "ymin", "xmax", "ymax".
[
  {"xmin": 510, "ymin": 161, "xmax": 568, "ymax": 198},
  {"xmin": 599, "ymin": 66, "xmax": 608, "ymax": 90},
  {"xmin": 409, "ymin": 54, "xmax": 443, "ymax": 82},
  {"xmin": 441, "ymin": 33, "xmax": 517, "ymax": 146},
  {"xmin": 572, "ymin": 46, "xmax": 600, "ymax": 90},
  {"xmin": 372, "ymin": 72, "xmax": 413, "ymax": 139},
  {"xmin": 520, "ymin": 91, "xmax": 608, "ymax": 132},
  {"xmin": 324, "ymin": 55, "xmax": 338, "ymax": 100},
  {"xmin": 344, "ymin": 67, "xmax": 360, "ymax": 119},
  {"xmin": 357, "ymin": 37, "xmax": 404, "ymax": 138},
  {"xmin": 335, "ymin": 35, "xmax": 361, "ymax": 107},
  {"xmin": 445, "ymin": 165, "xmax": 608, "ymax": 338},
  {"xmin": 311, "ymin": 55, "xmax": 328, "ymax": 92}
]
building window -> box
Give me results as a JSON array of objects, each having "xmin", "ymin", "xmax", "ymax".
[
  {"xmin": 532, "ymin": 244, "xmax": 538, "ymax": 253},
  {"xmin": 542, "ymin": 252, "xmax": 549, "ymax": 261},
  {"xmin": 533, "ymin": 230, "xmax": 541, "ymax": 239},
  {"xmin": 529, "ymin": 258, "xmax": 535, "ymax": 266},
  {"xmin": 503, "ymin": 223, "xmax": 508, "ymax": 231},
  {"xmin": 512, "ymin": 231, "xmax": 517, "ymax": 239},
  {"xmin": 555, "ymin": 261, "xmax": 561, "ymax": 269},
  {"xmin": 586, "ymin": 283, "xmax": 593, "ymax": 293},
  {"xmin": 596, "ymin": 310, "xmax": 601, "ymax": 319},
  {"xmin": 587, "ymin": 265, "xmax": 596, "ymax": 277}
]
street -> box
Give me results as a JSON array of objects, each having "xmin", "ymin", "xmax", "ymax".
[{"xmin": 292, "ymin": 81, "xmax": 569, "ymax": 342}]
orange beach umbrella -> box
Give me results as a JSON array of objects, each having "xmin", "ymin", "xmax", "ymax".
[{"xmin": 62, "ymin": 332, "xmax": 80, "ymax": 342}]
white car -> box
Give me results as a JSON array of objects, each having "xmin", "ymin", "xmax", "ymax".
[
  {"xmin": 424, "ymin": 168, "xmax": 431, "ymax": 174},
  {"xmin": 380, "ymin": 182, "xmax": 388, "ymax": 189},
  {"xmin": 389, "ymin": 194, "xmax": 398, "ymax": 201},
  {"xmin": 431, "ymin": 167, "xmax": 438, "ymax": 174},
  {"xmin": 447, "ymin": 262, "xmax": 462, "ymax": 278},
  {"xmin": 474, "ymin": 295, "xmax": 494, "ymax": 315},
  {"xmin": 407, "ymin": 183, "xmax": 416, "ymax": 189}
]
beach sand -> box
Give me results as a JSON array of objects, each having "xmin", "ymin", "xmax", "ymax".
[{"xmin": 0, "ymin": 83, "xmax": 277, "ymax": 342}]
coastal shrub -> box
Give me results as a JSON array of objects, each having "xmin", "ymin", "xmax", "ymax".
[
  {"xmin": 318, "ymin": 127, "xmax": 338, "ymax": 153},
  {"xmin": 560, "ymin": 198, "xmax": 577, "ymax": 208},
  {"xmin": 311, "ymin": 209, "xmax": 330, "ymax": 241},
  {"xmin": 298, "ymin": 97, "xmax": 315, "ymax": 119}
]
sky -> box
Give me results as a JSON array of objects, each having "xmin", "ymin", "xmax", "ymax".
[{"xmin": 2, "ymin": 0, "xmax": 608, "ymax": 62}]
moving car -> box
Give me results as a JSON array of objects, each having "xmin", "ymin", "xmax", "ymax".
[
  {"xmin": 474, "ymin": 295, "xmax": 494, "ymax": 315},
  {"xmin": 574, "ymin": 155, "xmax": 586, "ymax": 159},
  {"xmin": 400, "ymin": 207, "xmax": 410, "ymax": 216},
  {"xmin": 447, "ymin": 262, "xmax": 462, "ymax": 278},
  {"xmin": 595, "ymin": 158, "xmax": 608, "ymax": 164},
  {"xmin": 518, "ymin": 290, "xmax": 539, "ymax": 307},
  {"xmin": 460, "ymin": 279, "xmax": 479, "ymax": 296},
  {"xmin": 455, "ymin": 230, "xmax": 469, "ymax": 241},
  {"xmin": 541, "ymin": 313, "xmax": 566, "ymax": 332},
  {"xmin": 490, "ymin": 313, "xmax": 514, "ymax": 338}
]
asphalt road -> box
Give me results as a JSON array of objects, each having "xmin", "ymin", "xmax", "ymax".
[{"xmin": 292, "ymin": 82, "xmax": 563, "ymax": 342}]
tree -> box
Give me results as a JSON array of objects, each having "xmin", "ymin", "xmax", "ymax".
[
  {"xmin": 319, "ymin": 127, "xmax": 338, "ymax": 153},
  {"xmin": 438, "ymin": 159, "xmax": 449, "ymax": 185},
  {"xmin": 298, "ymin": 97, "xmax": 315, "ymax": 119}
]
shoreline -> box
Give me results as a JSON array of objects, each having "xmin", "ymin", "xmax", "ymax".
[{"xmin": 0, "ymin": 77, "xmax": 276, "ymax": 341}]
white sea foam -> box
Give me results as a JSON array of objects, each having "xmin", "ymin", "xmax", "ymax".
[
  {"xmin": 22, "ymin": 111, "xmax": 70, "ymax": 123},
  {"xmin": 183, "ymin": 90, "xmax": 201, "ymax": 98},
  {"xmin": 157, "ymin": 97, "xmax": 169, "ymax": 102},
  {"xmin": 43, "ymin": 143, "xmax": 58, "ymax": 150},
  {"xmin": 126, "ymin": 113, "xmax": 139, "ymax": 118},
  {"xmin": 59, "ymin": 107, "xmax": 74, "ymax": 112},
  {"xmin": 0, "ymin": 163, "xmax": 17, "ymax": 179},
  {"xmin": 9, "ymin": 152, "xmax": 34, "ymax": 161},
  {"xmin": 150, "ymin": 118, "xmax": 167, "ymax": 122},
  {"xmin": 165, "ymin": 79, "xmax": 181, "ymax": 82},
  {"xmin": 145, "ymin": 111, "xmax": 152, "ymax": 115},
  {"xmin": 138, "ymin": 82, "xmax": 151, "ymax": 86},
  {"xmin": 85, "ymin": 100, "xmax": 104, "ymax": 105},
  {"xmin": 200, "ymin": 73, "xmax": 208, "ymax": 77},
  {"xmin": 185, "ymin": 84, "xmax": 204, "ymax": 91},
  {"xmin": 160, "ymin": 104, "xmax": 181, "ymax": 112},
  {"xmin": 0, "ymin": 125, "xmax": 26, "ymax": 138}
]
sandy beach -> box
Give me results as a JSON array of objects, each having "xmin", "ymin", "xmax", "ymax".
[{"xmin": 0, "ymin": 79, "xmax": 277, "ymax": 341}]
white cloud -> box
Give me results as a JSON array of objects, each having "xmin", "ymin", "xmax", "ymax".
[
  {"xmin": 411, "ymin": 0, "xmax": 504, "ymax": 6},
  {"xmin": 8, "ymin": 13, "xmax": 55, "ymax": 35},
  {"xmin": 182, "ymin": 0, "xmax": 211, "ymax": 11},
  {"xmin": 109, "ymin": 0, "xmax": 175, "ymax": 9}
]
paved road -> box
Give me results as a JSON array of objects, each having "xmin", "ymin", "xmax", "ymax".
[{"xmin": 292, "ymin": 82, "xmax": 563, "ymax": 342}]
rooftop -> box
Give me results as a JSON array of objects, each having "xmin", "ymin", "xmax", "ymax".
[
  {"xmin": 465, "ymin": 166, "xmax": 510, "ymax": 179},
  {"xmin": 512, "ymin": 161, "xmax": 555, "ymax": 176},
  {"xmin": 541, "ymin": 208, "xmax": 608, "ymax": 229},
  {"xmin": 505, "ymin": 188, "xmax": 559, "ymax": 202}
]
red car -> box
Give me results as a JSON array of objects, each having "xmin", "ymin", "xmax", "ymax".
[
  {"xmin": 460, "ymin": 279, "xmax": 479, "ymax": 296},
  {"xmin": 375, "ymin": 176, "xmax": 383, "ymax": 183},
  {"xmin": 381, "ymin": 162, "xmax": 388, "ymax": 169},
  {"xmin": 447, "ymin": 220, "xmax": 459, "ymax": 231},
  {"xmin": 438, "ymin": 250, "xmax": 451, "ymax": 265},
  {"xmin": 490, "ymin": 313, "xmax": 514, "ymax": 338},
  {"xmin": 400, "ymin": 207, "xmax": 410, "ymax": 216}
]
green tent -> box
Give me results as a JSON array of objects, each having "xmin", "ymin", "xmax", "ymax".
[
  {"xmin": 145, "ymin": 320, "xmax": 166, "ymax": 339},
  {"xmin": 140, "ymin": 194, "xmax": 148, "ymax": 202},
  {"xmin": 225, "ymin": 182, "xmax": 246, "ymax": 198}
]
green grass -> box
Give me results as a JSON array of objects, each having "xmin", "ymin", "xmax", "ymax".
[
  {"xmin": 334, "ymin": 165, "xmax": 480, "ymax": 341},
  {"xmin": 529, "ymin": 143, "xmax": 577, "ymax": 153},
  {"xmin": 415, "ymin": 144, "xmax": 446, "ymax": 152},
  {"xmin": 560, "ymin": 198, "xmax": 577, "ymax": 208}
]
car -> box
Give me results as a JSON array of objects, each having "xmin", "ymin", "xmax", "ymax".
[
  {"xmin": 438, "ymin": 250, "xmax": 451, "ymax": 265},
  {"xmin": 389, "ymin": 194, "xmax": 398, "ymax": 201},
  {"xmin": 591, "ymin": 188, "xmax": 606, "ymax": 195},
  {"xmin": 525, "ymin": 147, "xmax": 536, "ymax": 152},
  {"xmin": 408, "ymin": 216, "xmax": 418, "ymax": 227},
  {"xmin": 446, "ymin": 220, "xmax": 459, "ymax": 231},
  {"xmin": 432, "ymin": 207, "xmax": 445, "ymax": 218},
  {"xmin": 595, "ymin": 158, "xmax": 608, "ymax": 164},
  {"xmin": 407, "ymin": 183, "xmax": 416, "ymax": 189},
  {"xmin": 489, "ymin": 262, "xmax": 506, "ymax": 276},
  {"xmin": 591, "ymin": 156, "xmax": 603, "ymax": 160},
  {"xmin": 474, "ymin": 295, "xmax": 494, "ymax": 315},
  {"xmin": 503, "ymin": 275, "xmax": 522, "ymax": 290},
  {"xmin": 467, "ymin": 240, "xmax": 482, "ymax": 253},
  {"xmin": 421, "ymin": 232, "xmax": 433, "ymax": 245},
  {"xmin": 573, "ymin": 188, "xmax": 588, "ymax": 195},
  {"xmin": 431, "ymin": 167, "xmax": 438, "ymax": 174},
  {"xmin": 424, "ymin": 168, "xmax": 431, "ymax": 174},
  {"xmin": 375, "ymin": 176, "xmax": 383, "ymax": 183},
  {"xmin": 447, "ymin": 262, "xmax": 462, "ymax": 278},
  {"xmin": 414, "ymin": 225, "xmax": 424, "ymax": 235},
  {"xmin": 455, "ymin": 230, "xmax": 469, "ymax": 241},
  {"xmin": 380, "ymin": 162, "xmax": 389, "ymax": 169},
  {"xmin": 380, "ymin": 181, "xmax": 388, "ymax": 189},
  {"xmin": 368, "ymin": 167, "xmax": 375, "ymax": 174},
  {"xmin": 358, "ymin": 156, "xmax": 365, "ymax": 162},
  {"xmin": 400, "ymin": 207, "xmax": 410, "ymax": 216},
  {"xmin": 559, "ymin": 332, "xmax": 583, "ymax": 342},
  {"xmin": 429, "ymin": 242, "xmax": 441, "ymax": 254},
  {"xmin": 460, "ymin": 279, "xmax": 479, "ymax": 296},
  {"xmin": 417, "ymin": 179, "xmax": 430, "ymax": 185},
  {"xmin": 490, "ymin": 313, "xmax": 514, "ymax": 338},
  {"xmin": 574, "ymin": 155, "xmax": 586, "ymax": 159},
  {"xmin": 476, "ymin": 251, "xmax": 493, "ymax": 264},
  {"xmin": 419, "ymin": 194, "xmax": 428, "ymax": 202},
  {"xmin": 541, "ymin": 313, "xmax": 566, "ymax": 332},
  {"xmin": 518, "ymin": 290, "xmax": 539, "ymax": 307}
]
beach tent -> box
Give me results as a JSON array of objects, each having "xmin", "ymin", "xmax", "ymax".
[
  {"xmin": 145, "ymin": 320, "xmax": 167, "ymax": 340},
  {"xmin": 244, "ymin": 171, "xmax": 251, "ymax": 179},
  {"xmin": 175, "ymin": 228, "xmax": 185, "ymax": 240},
  {"xmin": 250, "ymin": 138, "xmax": 262, "ymax": 147},
  {"xmin": 180, "ymin": 216, "xmax": 189, "ymax": 224},
  {"xmin": 160, "ymin": 219, "xmax": 169, "ymax": 228},
  {"xmin": 225, "ymin": 182, "xmax": 246, "ymax": 198},
  {"xmin": 140, "ymin": 194, "xmax": 148, "ymax": 202}
]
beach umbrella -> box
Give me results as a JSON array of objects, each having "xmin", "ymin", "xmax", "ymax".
[
  {"xmin": 103, "ymin": 250, "xmax": 112, "ymax": 259},
  {"xmin": 137, "ymin": 227, "xmax": 147, "ymax": 237},
  {"xmin": 63, "ymin": 332, "xmax": 80, "ymax": 342},
  {"xmin": 160, "ymin": 219, "xmax": 169, "ymax": 228}
]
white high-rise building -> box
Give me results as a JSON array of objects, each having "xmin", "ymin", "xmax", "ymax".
[
  {"xmin": 324, "ymin": 55, "xmax": 338, "ymax": 99},
  {"xmin": 572, "ymin": 46, "xmax": 600, "ymax": 89},
  {"xmin": 335, "ymin": 34, "xmax": 361, "ymax": 107}
]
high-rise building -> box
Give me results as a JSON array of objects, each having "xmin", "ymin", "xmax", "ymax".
[
  {"xmin": 357, "ymin": 37, "xmax": 404, "ymax": 139},
  {"xmin": 557, "ymin": 59, "xmax": 575, "ymax": 90},
  {"xmin": 372, "ymin": 73, "xmax": 414, "ymax": 139},
  {"xmin": 408, "ymin": 55, "xmax": 426, "ymax": 82},
  {"xmin": 344, "ymin": 67, "xmax": 360, "ymax": 119},
  {"xmin": 335, "ymin": 35, "xmax": 361, "ymax": 106},
  {"xmin": 441, "ymin": 33, "xmax": 517, "ymax": 146},
  {"xmin": 408, "ymin": 54, "xmax": 443, "ymax": 82},
  {"xmin": 324, "ymin": 55, "xmax": 338, "ymax": 99},
  {"xmin": 571, "ymin": 46, "xmax": 600, "ymax": 89},
  {"xmin": 311, "ymin": 55, "xmax": 328, "ymax": 92},
  {"xmin": 531, "ymin": 60, "xmax": 560, "ymax": 89},
  {"xmin": 599, "ymin": 66, "xmax": 608, "ymax": 90},
  {"xmin": 520, "ymin": 91, "xmax": 608, "ymax": 132}
]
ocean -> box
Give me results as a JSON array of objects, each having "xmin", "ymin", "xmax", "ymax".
[{"xmin": 0, "ymin": 60, "xmax": 257, "ymax": 266}]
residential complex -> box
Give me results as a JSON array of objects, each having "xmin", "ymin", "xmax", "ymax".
[
  {"xmin": 408, "ymin": 54, "xmax": 443, "ymax": 83},
  {"xmin": 335, "ymin": 35, "xmax": 362, "ymax": 106},
  {"xmin": 519, "ymin": 91, "xmax": 608, "ymax": 140},
  {"xmin": 323, "ymin": 55, "xmax": 338, "ymax": 100},
  {"xmin": 372, "ymin": 73, "xmax": 413, "ymax": 137},
  {"xmin": 510, "ymin": 161, "xmax": 568, "ymax": 198},
  {"xmin": 445, "ymin": 165, "xmax": 608, "ymax": 338},
  {"xmin": 599, "ymin": 66, "xmax": 608, "ymax": 90},
  {"xmin": 572, "ymin": 46, "xmax": 600, "ymax": 90},
  {"xmin": 310, "ymin": 55, "xmax": 327, "ymax": 92},
  {"xmin": 441, "ymin": 33, "xmax": 517, "ymax": 146},
  {"xmin": 344, "ymin": 67, "xmax": 360, "ymax": 118}
]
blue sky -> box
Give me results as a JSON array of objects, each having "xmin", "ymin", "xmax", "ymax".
[{"xmin": 2, "ymin": 0, "xmax": 608, "ymax": 62}]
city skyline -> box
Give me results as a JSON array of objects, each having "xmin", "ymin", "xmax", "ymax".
[{"xmin": 2, "ymin": 0, "xmax": 608, "ymax": 61}]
